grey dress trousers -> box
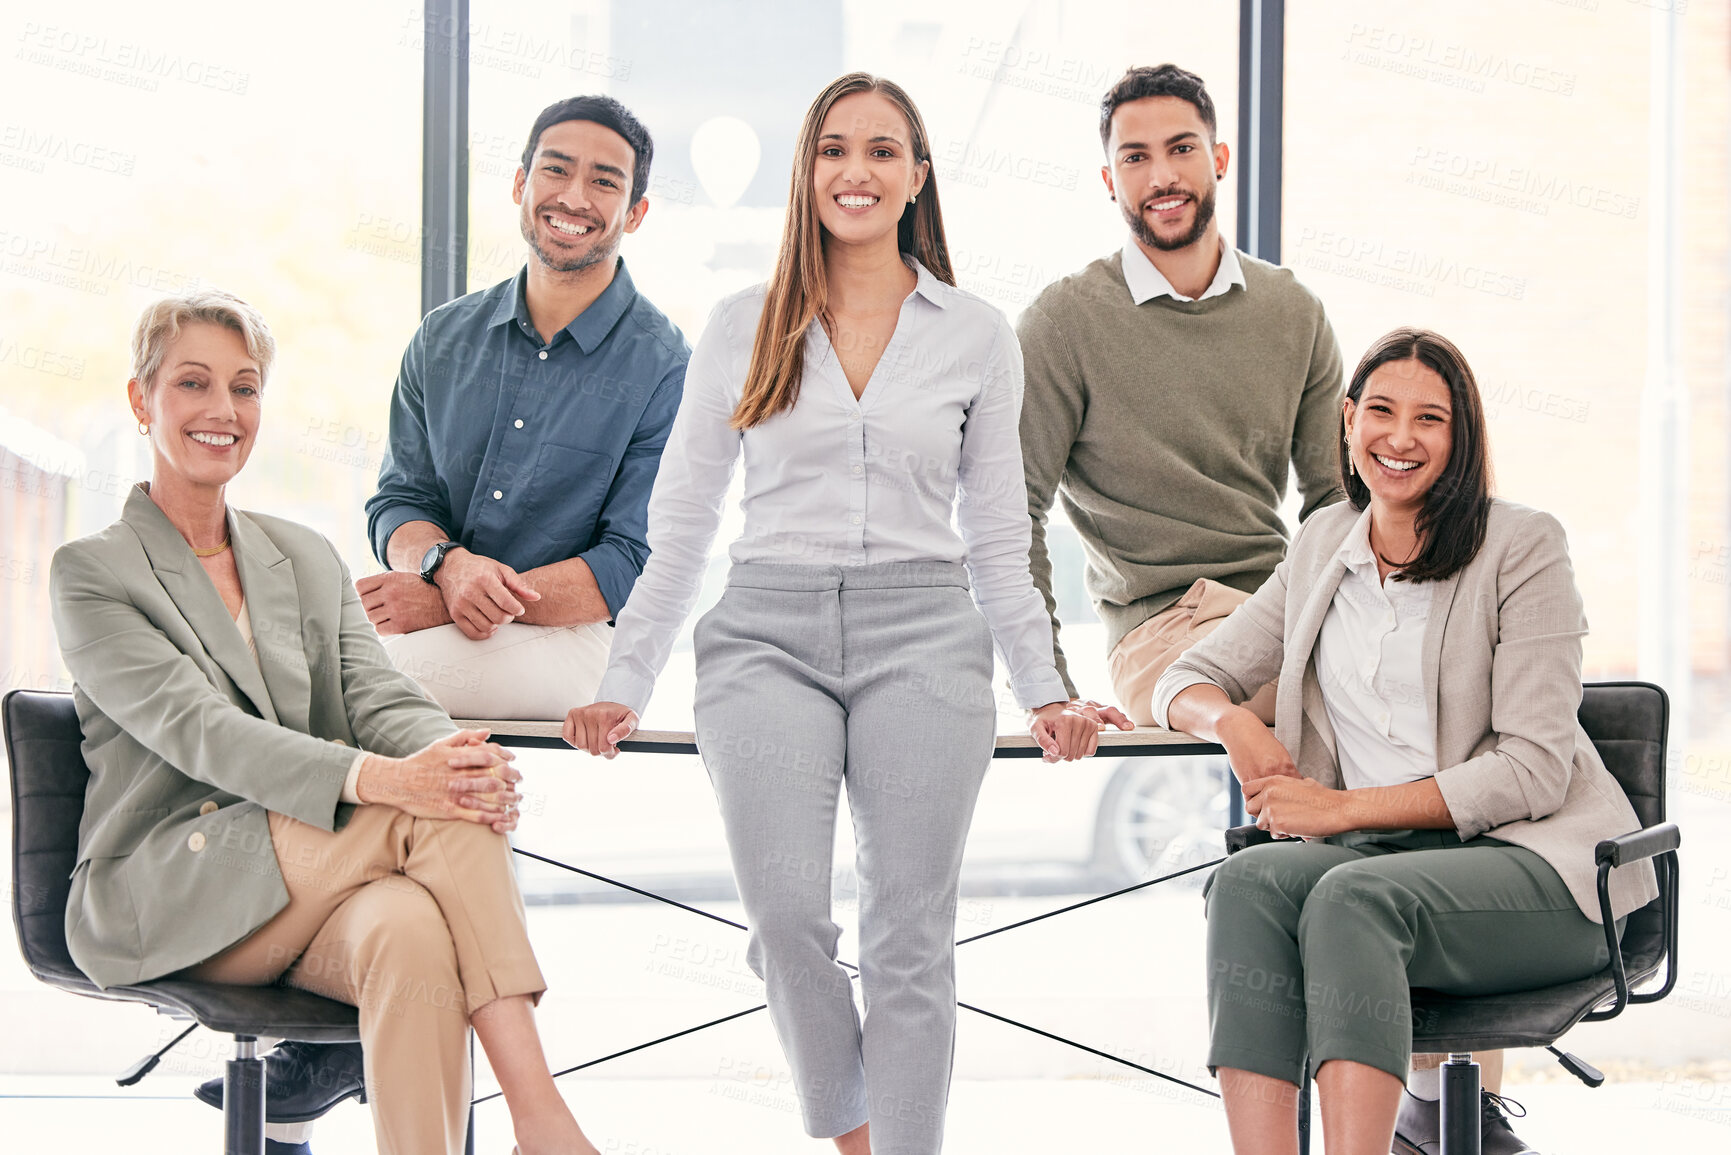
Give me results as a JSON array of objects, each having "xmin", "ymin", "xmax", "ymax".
[{"xmin": 692, "ymin": 561, "xmax": 997, "ymax": 1154}]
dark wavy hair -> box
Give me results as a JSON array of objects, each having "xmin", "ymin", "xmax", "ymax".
[
  {"xmin": 1341, "ymin": 328, "xmax": 1493, "ymax": 582},
  {"xmin": 1099, "ymin": 64, "xmax": 1217, "ymax": 149},
  {"xmin": 520, "ymin": 95, "xmax": 654, "ymax": 205}
]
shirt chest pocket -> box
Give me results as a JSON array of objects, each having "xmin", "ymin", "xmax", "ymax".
[{"xmin": 516, "ymin": 442, "xmax": 616, "ymax": 551}]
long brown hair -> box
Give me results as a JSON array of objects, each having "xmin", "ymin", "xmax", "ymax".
[
  {"xmin": 1341, "ymin": 327, "xmax": 1493, "ymax": 582},
  {"xmin": 731, "ymin": 73, "xmax": 954, "ymax": 430}
]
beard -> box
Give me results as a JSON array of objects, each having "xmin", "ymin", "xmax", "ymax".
[
  {"xmin": 1123, "ymin": 180, "xmax": 1217, "ymax": 253},
  {"xmin": 520, "ymin": 203, "xmax": 620, "ymax": 275}
]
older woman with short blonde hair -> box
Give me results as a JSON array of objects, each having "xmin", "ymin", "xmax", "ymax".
[{"xmin": 52, "ymin": 290, "xmax": 598, "ymax": 1155}]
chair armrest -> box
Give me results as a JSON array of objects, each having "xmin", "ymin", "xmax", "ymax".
[
  {"xmin": 1595, "ymin": 822, "xmax": 1680, "ymax": 868},
  {"xmin": 1225, "ymin": 825, "xmax": 1305, "ymax": 854},
  {"xmin": 1588, "ymin": 822, "xmax": 1682, "ymax": 1024},
  {"xmin": 1225, "ymin": 825, "xmax": 1272, "ymax": 854}
]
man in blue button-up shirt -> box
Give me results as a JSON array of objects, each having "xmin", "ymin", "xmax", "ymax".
[
  {"xmin": 358, "ymin": 94, "xmax": 689, "ymax": 722},
  {"xmin": 196, "ymin": 94, "xmax": 687, "ymax": 1152}
]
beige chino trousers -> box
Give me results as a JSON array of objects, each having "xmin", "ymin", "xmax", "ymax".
[
  {"xmin": 185, "ymin": 806, "xmax": 546, "ymax": 1155},
  {"xmin": 1108, "ymin": 578, "xmax": 1278, "ymax": 726},
  {"xmin": 383, "ymin": 620, "xmax": 612, "ymax": 720}
]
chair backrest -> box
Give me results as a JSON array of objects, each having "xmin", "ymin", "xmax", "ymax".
[
  {"xmin": 3, "ymin": 689, "xmax": 87, "ymax": 979},
  {"xmin": 0, "ymin": 681, "xmax": 1672, "ymax": 982},
  {"xmin": 1576, "ymin": 681, "xmax": 1668, "ymax": 829}
]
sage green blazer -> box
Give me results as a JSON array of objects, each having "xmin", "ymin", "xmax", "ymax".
[
  {"xmin": 49, "ymin": 486, "xmax": 454, "ymax": 988},
  {"xmin": 1166, "ymin": 498, "xmax": 1659, "ymax": 923}
]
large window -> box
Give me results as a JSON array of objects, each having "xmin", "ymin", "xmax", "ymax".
[
  {"xmin": 4, "ymin": 2, "xmax": 1728, "ymax": 1150},
  {"xmin": 0, "ymin": 0, "xmax": 423, "ymax": 609},
  {"xmin": 0, "ymin": 0, "xmax": 421, "ymax": 1126}
]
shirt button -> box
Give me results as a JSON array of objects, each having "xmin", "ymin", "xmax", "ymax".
[
  {"xmin": 514, "ymin": 419, "xmax": 524, "ymax": 429},
  {"xmin": 187, "ymin": 832, "xmax": 206, "ymax": 852},
  {"xmin": 493, "ymin": 490, "xmax": 504, "ymax": 500},
  {"xmin": 852, "ymin": 464, "xmax": 863, "ymax": 474},
  {"xmin": 849, "ymin": 412, "xmax": 861, "ymax": 422},
  {"xmin": 538, "ymin": 350, "xmax": 549, "ymax": 360},
  {"xmin": 199, "ymin": 801, "xmax": 219, "ymax": 816},
  {"xmin": 851, "ymin": 515, "xmax": 862, "ymax": 525}
]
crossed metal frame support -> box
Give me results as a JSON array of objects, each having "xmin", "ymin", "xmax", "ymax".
[{"xmin": 471, "ymin": 845, "xmax": 1226, "ymax": 1108}]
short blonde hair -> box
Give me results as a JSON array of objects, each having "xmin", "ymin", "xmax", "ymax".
[{"xmin": 130, "ymin": 289, "xmax": 276, "ymax": 395}]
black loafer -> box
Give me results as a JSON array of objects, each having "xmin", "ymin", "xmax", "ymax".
[
  {"xmin": 193, "ymin": 1040, "xmax": 366, "ymax": 1123},
  {"xmin": 265, "ymin": 1143, "xmax": 312, "ymax": 1155},
  {"xmin": 1393, "ymin": 1088, "xmax": 1539, "ymax": 1155}
]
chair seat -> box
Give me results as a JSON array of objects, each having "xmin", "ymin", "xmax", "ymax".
[
  {"xmin": 30, "ymin": 964, "xmax": 360, "ymax": 1042},
  {"xmin": 1411, "ymin": 918, "xmax": 1665, "ymax": 1052},
  {"xmin": 6, "ymin": 689, "xmax": 362, "ymax": 1044}
]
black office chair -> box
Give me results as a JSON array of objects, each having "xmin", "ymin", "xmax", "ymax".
[
  {"xmin": 1223, "ymin": 680, "xmax": 1681, "ymax": 1155},
  {"xmin": 5, "ymin": 688, "xmax": 363, "ymax": 1155}
]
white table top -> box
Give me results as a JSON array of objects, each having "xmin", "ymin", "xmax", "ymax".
[{"xmin": 455, "ymin": 720, "xmax": 1217, "ymax": 752}]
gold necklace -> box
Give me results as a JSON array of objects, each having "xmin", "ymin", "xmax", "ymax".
[{"xmin": 192, "ymin": 538, "xmax": 232, "ymax": 558}]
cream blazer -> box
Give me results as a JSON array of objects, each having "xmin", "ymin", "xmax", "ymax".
[
  {"xmin": 1165, "ymin": 498, "xmax": 1658, "ymax": 923},
  {"xmin": 49, "ymin": 486, "xmax": 454, "ymax": 988}
]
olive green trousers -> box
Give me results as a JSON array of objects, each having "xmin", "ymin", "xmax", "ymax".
[{"xmin": 1203, "ymin": 831, "xmax": 1613, "ymax": 1083}]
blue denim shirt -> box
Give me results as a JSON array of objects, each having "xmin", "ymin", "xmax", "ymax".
[{"xmin": 365, "ymin": 260, "xmax": 688, "ymax": 617}]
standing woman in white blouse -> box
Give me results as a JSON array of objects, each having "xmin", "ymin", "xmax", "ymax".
[{"xmin": 566, "ymin": 73, "xmax": 1120, "ymax": 1154}]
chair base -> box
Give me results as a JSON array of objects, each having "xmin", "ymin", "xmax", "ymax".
[
  {"xmin": 224, "ymin": 1037, "xmax": 265, "ymax": 1155},
  {"xmin": 1297, "ymin": 1054, "xmax": 1484, "ymax": 1155},
  {"xmin": 1440, "ymin": 1053, "xmax": 1481, "ymax": 1155}
]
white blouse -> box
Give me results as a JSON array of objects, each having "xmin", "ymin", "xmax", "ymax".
[
  {"xmin": 594, "ymin": 261, "xmax": 1069, "ymax": 718},
  {"xmin": 1313, "ymin": 509, "xmax": 1437, "ymax": 790},
  {"xmin": 1151, "ymin": 508, "xmax": 1438, "ymax": 790}
]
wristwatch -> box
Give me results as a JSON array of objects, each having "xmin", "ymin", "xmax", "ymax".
[{"xmin": 419, "ymin": 540, "xmax": 463, "ymax": 584}]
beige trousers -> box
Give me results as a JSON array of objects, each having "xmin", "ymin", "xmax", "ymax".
[
  {"xmin": 185, "ymin": 806, "xmax": 546, "ymax": 1155},
  {"xmin": 1108, "ymin": 578, "xmax": 1278, "ymax": 727},
  {"xmin": 382, "ymin": 620, "xmax": 611, "ymax": 720}
]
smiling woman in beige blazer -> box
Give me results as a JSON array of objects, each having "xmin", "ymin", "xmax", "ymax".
[
  {"xmin": 49, "ymin": 291, "xmax": 602, "ymax": 1155},
  {"xmin": 1154, "ymin": 328, "xmax": 1658, "ymax": 1155}
]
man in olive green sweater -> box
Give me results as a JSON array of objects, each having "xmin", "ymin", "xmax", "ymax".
[
  {"xmin": 1017, "ymin": 62, "xmax": 1539, "ymax": 1155},
  {"xmin": 1018, "ymin": 63, "xmax": 1345, "ymax": 720}
]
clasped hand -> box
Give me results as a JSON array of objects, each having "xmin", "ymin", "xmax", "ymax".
[
  {"xmin": 1029, "ymin": 698, "xmax": 1133, "ymax": 762},
  {"xmin": 355, "ymin": 729, "xmax": 524, "ymax": 833},
  {"xmin": 1217, "ymin": 707, "xmax": 1350, "ymax": 838},
  {"xmin": 356, "ymin": 550, "xmax": 540, "ymax": 641},
  {"xmin": 434, "ymin": 549, "xmax": 540, "ymax": 640},
  {"xmin": 565, "ymin": 701, "xmax": 639, "ymax": 758},
  {"xmin": 1242, "ymin": 776, "xmax": 1356, "ymax": 839}
]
